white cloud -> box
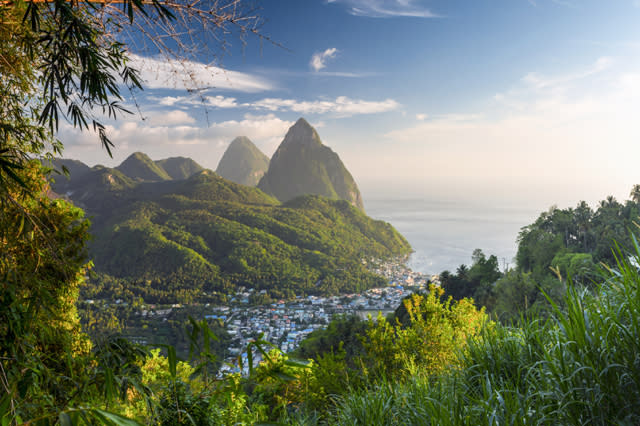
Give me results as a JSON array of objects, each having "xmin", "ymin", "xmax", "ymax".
[
  {"xmin": 155, "ymin": 96, "xmax": 184, "ymax": 106},
  {"xmin": 206, "ymin": 95, "xmax": 239, "ymax": 108},
  {"xmin": 310, "ymin": 48, "xmax": 339, "ymax": 72},
  {"xmin": 147, "ymin": 93, "xmax": 400, "ymax": 117},
  {"xmin": 250, "ymin": 96, "xmax": 400, "ymax": 116},
  {"xmin": 128, "ymin": 54, "xmax": 274, "ymax": 93},
  {"xmin": 416, "ymin": 113, "xmax": 428, "ymax": 121},
  {"xmin": 521, "ymin": 56, "xmax": 613, "ymax": 90},
  {"xmin": 327, "ymin": 0, "xmax": 439, "ymax": 18},
  {"xmin": 312, "ymin": 71, "xmax": 374, "ymax": 78},
  {"xmin": 527, "ymin": 0, "xmax": 576, "ymax": 7},
  {"xmin": 60, "ymin": 113, "xmax": 294, "ymax": 168},
  {"xmin": 128, "ymin": 113, "xmax": 291, "ymax": 150},
  {"xmin": 149, "ymin": 94, "xmax": 238, "ymax": 108},
  {"xmin": 147, "ymin": 110, "xmax": 195, "ymax": 125}
]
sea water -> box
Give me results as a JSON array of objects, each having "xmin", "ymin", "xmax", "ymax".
[{"xmin": 364, "ymin": 196, "xmax": 542, "ymax": 275}]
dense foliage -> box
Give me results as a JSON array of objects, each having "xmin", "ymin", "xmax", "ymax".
[
  {"xmin": 516, "ymin": 197, "xmax": 638, "ymax": 281},
  {"xmin": 328, "ymin": 243, "xmax": 640, "ymax": 425},
  {"xmin": 1, "ymin": 164, "xmax": 93, "ymax": 420},
  {"xmin": 115, "ymin": 152, "xmax": 172, "ymax": 182},
  {"xmin": 436, "ymin": 195, "xmax": 640, "ymax": 322}
]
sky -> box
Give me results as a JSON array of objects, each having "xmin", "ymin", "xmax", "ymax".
[{"xmin": 61, "ymin": 0, "xmax": 640, "ymax": 211}]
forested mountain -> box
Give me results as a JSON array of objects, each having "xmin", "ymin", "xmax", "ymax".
[
  {"xmin": 258, "ymin": 118, "xmax": 365, "ymax": 211},
  {"xmin": 51, "ymin": 156, "xmax": 410, "ymax": 303},
  {"xmin": 116, "ymin": 152, "xmax": 172, "ymax": 182},
  {"xmin": 216, "ymin": 136, "xmax": 269, "ymax": 186},
  {"xmin": 49, "ymin": 153, "xmax": 205, "ymax": 196},
  {"xmin": 48, "ymin": 158, "xmax": 91, "ymax": 178},
  {"xmin": 155, "ymin": 156, "xmax": 204, "ymax": 180}
]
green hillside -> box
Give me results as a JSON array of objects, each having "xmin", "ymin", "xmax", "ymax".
[
  {"xmin": 72, "ymin": 168, "xmax": 410, "ymax": 304},
  {"xmin": 46, "ymin": 158, "xmax": 91, "ymax": 178},
  {"xmin": 155, "ymin": 156, "xmax": 204, "ymax": 180},
  {"xmin": 116, "ymin": 152, "xmax": 172, "ymax": 182}
]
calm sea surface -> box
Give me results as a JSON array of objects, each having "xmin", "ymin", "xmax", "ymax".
[{"xmin": 364, "ymin": 197, "xmax": 542, "ymax": 275}]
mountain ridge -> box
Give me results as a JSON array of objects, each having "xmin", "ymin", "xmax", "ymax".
[
  {"xmin": 50, "ymin": 153, "xmax": 410, "ymax": 303},
  {"xmin": 116, "ymin": 152, "xmax": 172, "ymax": 182},
  {"xmin": 155, "ymin": 156, "xmax": 204, "ymax": 180}
]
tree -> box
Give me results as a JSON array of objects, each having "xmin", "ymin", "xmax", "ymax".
[
  {"xmin": 0, "ymin": 0, "xmax": 269, "ymax": 421},
  {"xmin": 630, "ymin": 184, "xmax": 640, "ymax": 203},
  {"xmin": 574, "ymin": 200, "xmax": 593, "ymax": 252},
  {"xmin": 0, "ymin": 162, "xmax": 93, "ymax": 420},
  {"xmin": 492, "ymin": 270, "xmax": 541, "ymax": 322},
  {"xmin": 1, "ymin": 0, "xmax": 267, "ymax": 189},
  {"xmin": 362, "ymin": 285, "xmax": 487, "ymax": 380}
]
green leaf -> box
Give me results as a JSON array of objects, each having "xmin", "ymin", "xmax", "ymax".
[
  {"xmin": 284, "ymin": 358, "xmax": 311, "ymax": 369},
  {"xmin": 91, "ymin": 409, "xmax": 142, "ymax": 426},
  {"xmin": 59, "ymin": 412, "xmax": 73, "ymax": 426},
  {"xmin": 167, "ymin": 345, "xmax": 177, "ymax": 379}
]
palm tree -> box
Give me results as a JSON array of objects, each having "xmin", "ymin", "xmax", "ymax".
[
  {"xmin": 456, "ymin": 264, "xmax": 469, "ymax": 280},
  {"xmin": 606, "ymin": 195, "xmax": 619, "ymax": 208},
  {"xmin": 630, "ymin": 184, "xmax": 640, "ymax": 204},
  {"xmin": 574, "ymin": 201, "xmax": 593, "ymax": 252}
]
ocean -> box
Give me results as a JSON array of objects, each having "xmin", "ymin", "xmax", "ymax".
[{"xmin": 364, "ymin": 196, "xmax": 542, "ymax": 276}]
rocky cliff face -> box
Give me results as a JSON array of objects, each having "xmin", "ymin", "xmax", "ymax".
[
  {"xmin": 216, "ymin": 136, "xmax": 270, "ymax": 186},
  {"xmin": 258, "ymin": 118, "xmax": 364, "ymax": 211}
]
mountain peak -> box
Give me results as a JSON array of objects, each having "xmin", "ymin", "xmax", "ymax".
[
  {"xmin": 154, "ymin": 156, "xmax": 203, "ymax": 180},
  {"xmin": 216, "ymin": 136, "xmax": 269, "ymax": 186},
  {"xmin": 230, "ymin": 136, "xmax": 253, "ymax": 146},
  {"xmin": 282, "ymin": 118, "xmax": 322, "ymax": 147},
  {"xmin": 258, "ymin": 120, "xmax": 365, "ymax": 211},
  {"xmin": 294, "ymin": 117, "xmax": 311, "ymax": 127},
  {"xmin": 129, "ymin": 151, "xmax": 148, "ymax": 159},
  {"xmin": 117, "ymin": 152, "xmax": 171, "ymax": 182}
]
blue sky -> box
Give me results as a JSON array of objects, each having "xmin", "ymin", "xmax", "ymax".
[{"xmin": 63, "ymin": 0, "xmax": 640, "ymax": 208}]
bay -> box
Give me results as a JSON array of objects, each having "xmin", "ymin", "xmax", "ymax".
[{"xmin": 364, "ymin": 196, "xmax": 542, "ymax": 276}]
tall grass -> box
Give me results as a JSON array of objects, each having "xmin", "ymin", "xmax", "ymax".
[{"xmin": 330, "ymin": 240, "xmax": 640, "ymax": 425}]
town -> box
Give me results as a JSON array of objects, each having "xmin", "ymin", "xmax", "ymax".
[
  {"xmin": 84, "ymin": 259, "xmax": 436, "ymax": 375},
  {"xmin": 215, "ymin": 260, "xmax": 433, "ymax": 375}
]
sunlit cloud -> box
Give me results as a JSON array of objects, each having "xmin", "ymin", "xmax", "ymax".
[
  {"xmin": 128, "ymin": 54, "xmax": 274, "ymax": 93},
  {"xmin": 250, "ymin": 96, "xmax": 400, "ymax": 116},
  {"xmin": 154, "ymin": 96, "xmax": 184, "ymax": 106},
  {"xmin": 310, "ymin": 48, "xmax": 338, "ymax": 72},
  {"xmin": 327, "ymin": 0, "xmax": 439, "ymax": 18},
  {"xmin": 205, "ymin": 95, "xmax": 239, "ymax": 108},
  {"xmin": 149, "ymin": 93, "xmax": 400, "ymax": 117},
  {"xmin": 527, "ymin": 0, "xmax": 576, "ymax": 7},
  {"xmin": 521, "ymin": 56, "xmax": 613, "ymax": 90},
  {"xmin": 312, "ymin": 71, "xmax": 373, "ymax": 78},
  {"xmin": 60, "ymin": 113, "xmax": 295, "ymax": 166},
  {"xmin": 149, "ymin": 94, "xmax": 239, "ymax": 108},
  {"xmin": 146, "ymin": 110, "xmax": 195, "ymax": 126}
]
